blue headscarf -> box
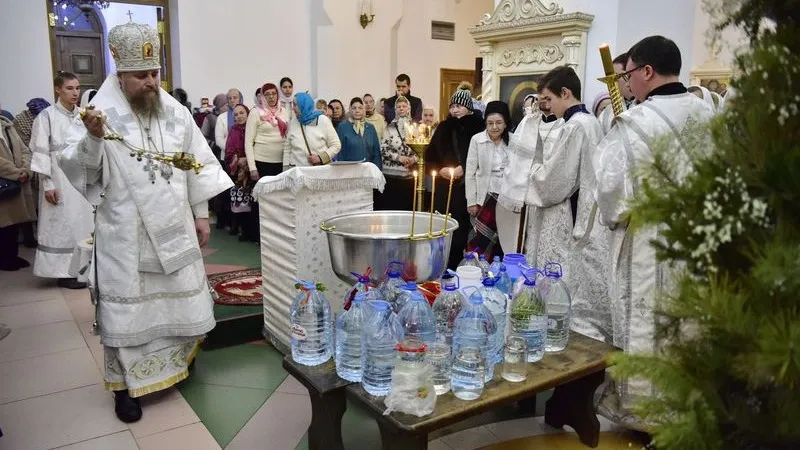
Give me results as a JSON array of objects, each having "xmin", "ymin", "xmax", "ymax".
[
  {"xmin": 226, "ymin": 89, "xmax": 244, "ymax": 131},
  {"xmin": 295, "ymin": 92, "xmax": 322, "ymax": 125},
  {"xmin": 27, "ymin": 98, "xmax": 51, "ymax": 117}
]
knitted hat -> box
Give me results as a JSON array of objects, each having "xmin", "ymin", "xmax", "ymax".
[
  {"xmin": 108, "ymin": 21, "xmax": 161, "ymax": 72},
  {"xmin": 450, "ymin": 89, "xmax": 473, "ymax": 110}
]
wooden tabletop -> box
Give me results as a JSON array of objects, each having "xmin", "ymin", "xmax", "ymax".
[
  {"xmin": 346, "ymin": 333, "xmax": 617, "ymax": 433},
  {"xmin": 282, "ymin": 356, "xmax": 353, "ymax": 394}
]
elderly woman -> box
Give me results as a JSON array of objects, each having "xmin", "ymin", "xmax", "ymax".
[
  {"xmin": 335, "ymin": 97, "xmax": 381, "ymax": 167},
  {"xmin": 425, "ymin": 89, "xmax": 485, "ymax": 269},
  {"xmin": 376, "ymin": 95, "xmax": 416, "ymax": 211},
  {"xmin": 0, "ymin": 117, "xmax": 36, "ymax": 271},
  {"xmin": 246, "ymin": 83, "xmax": 291, "ymax": 181},
  {"xmin": 283, "ymin": 92, "xmax": 341, "ymax": 167},
  {"xmin": 465, "ymin": 101, "xmax": 512, "ymax": 259},
  {"xmin": 224, "ymin": 104, "xmax": 255, "ymax": 241},
  {"xmin": 214, "ymin": 88, "xmax": 243, "ymax": 158}
]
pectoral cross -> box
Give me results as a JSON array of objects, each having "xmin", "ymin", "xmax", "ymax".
[
  {"xmin": 126, "ymin": 10, "xmax": 134, "ymax": 22},
  {"xmin": 143, "ymin": 154, "xmax": 158, "ymax": 183}
]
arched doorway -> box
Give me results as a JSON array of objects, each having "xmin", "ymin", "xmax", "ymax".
[{"xmin": 51, "ymin": 3, "xmax": 106, "ymax": 92}]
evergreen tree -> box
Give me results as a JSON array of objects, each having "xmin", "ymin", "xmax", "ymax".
[{"xmin": 609, "ymin": 1, "xmax": 800, "ymax": 448}]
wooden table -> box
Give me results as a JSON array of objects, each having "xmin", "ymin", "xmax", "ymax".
[
  {"xmin": 281, "ymin": 357, "xmax": 352, "ymax": 450},
  {"xmin": 346, "ymin": 333, "xmax": 616, "ymax": 450}
]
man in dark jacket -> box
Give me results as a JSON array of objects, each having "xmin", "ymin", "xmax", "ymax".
[{"xmin": 383, "ymin": 73, "xmax": 423, "ymax": 123}]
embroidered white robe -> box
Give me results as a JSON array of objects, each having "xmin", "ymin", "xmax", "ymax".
[
  {"xmin": 61, "ymin": 75, "xmax": 233, "ymax": 396},
  {"xmin": 594, "ymin": 92, "xmax": 714, "ymax": 421},
  {"xmin": 29, "ymin": 102, "xmax": 94, "ymax": 278}
]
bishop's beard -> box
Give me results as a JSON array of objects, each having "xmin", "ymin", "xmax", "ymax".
[{"xmin": 128, "ymin": 89, "xmax": 162, "ymax": 117}]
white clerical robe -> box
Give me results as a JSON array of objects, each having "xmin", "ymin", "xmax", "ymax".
[
  {"xmin": 562, "ymin": 112, "xmax": 612, "ymax": 344},
  {"xmin": 61, "ymin": 75, "xmax": 234, "ymax": 397},
  {"xmin": 496, "ymin": 115, "xmax": 563, "ymax": 254},
  {"xmin": 29, "ymin": 102, "xmax": 94, "ymax": 278},
  {"xmin": 594, "ymin": 91, "xmax": 714, "ymax": 423}
]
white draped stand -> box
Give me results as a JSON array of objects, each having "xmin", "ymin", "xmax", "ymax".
[{"xmin": 253, "ymin": 163, "xmax": 385, "ymax": 351}]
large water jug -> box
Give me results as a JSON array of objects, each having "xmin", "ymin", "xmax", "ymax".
[
  {"xmin": 335, "ymin": 293, "xmax": 368, "ymax": 381},
  {"xmin": 379, "ymin": 262, "xmax": 406, "ymax": 313},
  {"xmin": 542, "ymin": 262, "xmax": 571, "ymax": 352},
  {"xmin": 458, "ymin": 251, "xmax": 482, "ymax": 270},
  {"xmin": 502, "ymin": 254, "xmax": 527, "ymax": 283},
  {"xmin": 479, "ymin": 275, "xmax": 507, "ymax": 381},
  {"xmin": 361, "ymin": 300, "xmax": 404, "ymax": 396},
  {"xmin": 432, "ymin": 271, "xmax": 465, "ymax": 346},
  {"xmin": 396, "ymin": 282, "xmax": 436, "ymax": 346},
  {"xmin": 508, "ymin": 270, "xmax": 547, "ymax": 363},
  {"xmin": 343, "ymin": 270, "xmax": 372, "ymax": 311},
  {"xmin": 456, "ymin": 265, "xmax": 483, "ymax": 297},
  {"xmin": 290, "ymin": 281, "xmax": 333, "ymax": 366},
  {"xmin": 452, "ymin": 290, "xmax": 497, "ymax": 399}
]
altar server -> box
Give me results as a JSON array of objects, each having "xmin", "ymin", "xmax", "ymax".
[
  {"xmin": 29, "ymin": 72, "xmax": 94, "ymax": 288},
  {"xmin": 61, "ymin": 22, "xmax": 233, "ymax": 423},
  {"xmin": 594, "ymin": 35, "xmax": 714, "ymax": 427}
]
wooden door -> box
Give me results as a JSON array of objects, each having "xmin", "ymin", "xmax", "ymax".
[
  {"xmin": 56, "ymin": 32, "xmax": 105, "ymax": 92},
  {"xmin": 439, "ymin": 68, "xmax": 476, "ymax": 121}
]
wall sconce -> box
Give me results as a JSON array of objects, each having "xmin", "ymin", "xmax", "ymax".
[{"xmin": 359, "ymin": 0, "xmax": 375, "ymax": 29}]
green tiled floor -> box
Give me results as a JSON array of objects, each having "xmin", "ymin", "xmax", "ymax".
[
  {"xmin": 179, "ymin": 343, "xmax": 288, "ymax": 447},
  {"xmin": 206, "ymin": 228, "xmax": 262, "ymax": 321}
]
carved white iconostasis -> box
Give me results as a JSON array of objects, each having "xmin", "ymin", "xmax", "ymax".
[{"xmin": 470, "ymin": 0, "xmax": 594, "ymax": 125}]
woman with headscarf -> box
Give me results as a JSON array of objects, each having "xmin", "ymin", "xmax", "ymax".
[
  {"xmin": 425, "ymin": 89, "xmax": 485, "ymax": 269},
  {"xmin": 591, "ymin": 92, "xmax": 612, "ymax": 118},
  {"xmin": 465, "ymin": 101, "xmax": 512, "ymax": 260},
  {"xmin": 215, "ymin": 88, "xmax": 243, "ymax": 159},
  {"xmin": 11, "ymin": 98, "xmax": 50, "ymax": 248},
  {"xmin": 335, "ymin": 97, "xmax": 381, "ymax": 167},
  {"xmin": 283, "ymin": 92, "xmax": 341, "ymax": 167},
  {"xmin": 224, "ymin": 104, "xmax": 255, "ymax": 241},
  {"xmin": 376, "ymin": 95, "xmax": 416, "ymax": 211},
  {"xmin": 279, "ymin": 77, "xmax": 294, "ymax": 111},
  {"xmin": 245, "ymin": 83, "xmax": 290, "ymax": 181}
]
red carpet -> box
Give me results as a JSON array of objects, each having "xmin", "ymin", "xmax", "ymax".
[{"xmin": 207, "ymin": 268, "xmax": 263, "ymax": 306}]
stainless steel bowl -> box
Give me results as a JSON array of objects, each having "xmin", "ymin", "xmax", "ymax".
[{"xmin": 320, "ymin": 210, "xmax": 459, "ymax": 284}]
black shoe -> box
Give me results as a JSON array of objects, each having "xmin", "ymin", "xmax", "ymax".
[
  {"xmin": 57, "ymin": 278, "xmax": 87, "ymax": 289},
  {"xmin": 23, "ymin": 239, "xmax": 37, "ymax": 249},
  {"xmin": 0, "ymin": 262, "xmax": 20, "ymax": 272},
  {"xmin": 14, "ymin": 257, "xmax": 30, "ymax": 268},
  {"xmin": 113, "ymin": 390, "xmax": 142, "ymax": 423}
]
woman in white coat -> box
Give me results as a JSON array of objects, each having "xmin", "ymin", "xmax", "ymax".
[{"xmin": 465, "ymin": 101, "xmax": 512, "ymax": 258}]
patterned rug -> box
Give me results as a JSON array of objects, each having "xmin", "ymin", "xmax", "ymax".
[{"xmin": 208, "ymin": 268, "xmax": 263, "ymax": 306}]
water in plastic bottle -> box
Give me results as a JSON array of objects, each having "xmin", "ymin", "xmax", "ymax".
[
  {"xmin": 335, "ymin": 293, "xmax": 368, "ymax": 381},
  {"xmin": 542, "ymin": 262, "xmax": 571, "ymax": 352},
  {"xmin": 489, "ymin": 256, "xmax": 502, "ymax": 278},
  {"xmin": 478, "ymin": 254, "xmax": 490, "ymax": 275},
  {"xmin": 451, "ymin": 290, "xmax": 497, "ymax": 399},
  {"xmin": 396, "ymin": 282, "xmax": 437, "ymax": 346},
  {"xmin": 508, "ymin": 270, "xmax": 547, "ymax": 363},
  {"xmin": 361, "ymin": 300, "xmax": 404, "ymax": 396},
  {"xmin": 379, "ymin": 263, "xmax": 406, "ymax": 313},
  {"xmin": 458, "ymin": 251, "xmax": 482, "ymax": 270},
  {"xmin": 495, "ymin": 263, "xmax": 513, "ymax": 297},
  {"xmin": 343, "ymin": 270, "xmax": 372, "ymax": 311},
  {"xmin": 290, "ymin": 281, "xmax": 333, "ymax": 366},
  {"xmin": 479, "ymin": 275, "xmax": 508, "ymax": 381},
  {"xmin": 432, "ymin": 271, "xmax": 465, "ymax": 346}
]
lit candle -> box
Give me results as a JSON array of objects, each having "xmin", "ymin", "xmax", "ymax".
[
  {"xmin": 411, "ymin": 171, "xmax": 418, "ymax": 237},
  {"xmin": 429, "ymin": 170, "xmax": 436, "ymax": 235},
  {"xmin": 599, "ymin": 43, "xmax": 615, "ymax": 76},
  {"xmin": 442, "ymin": 167, "xmax": 455, "ymax": 234}
]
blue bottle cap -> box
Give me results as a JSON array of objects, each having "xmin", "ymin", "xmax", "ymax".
[
  {"xmin": 482, "ymin": 276, "xmax": 497, "ymax": 287},
  {"xmin": 493, "ymin": 256, "xmax": 501, "ymax": 262},
  {"xmin": 544, "ymin": 262, "xmax": 563, "ymax": 278},
  {"xmin": 403, "ymin": 282, "xmax": 418, "ymax": 291}
]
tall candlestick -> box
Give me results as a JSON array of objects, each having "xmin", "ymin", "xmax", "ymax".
[
  {"xmin": 598, "ymin": 43, "xmax": 625, "ymax": 117},
  {"xmin": 599, "ymin": 43, "xmax": 615, "ymax": 75},
  {"xmin": 442, "ymin": 167, "xmax": 454, "ymax": 234},
  {"xmin": 429, "ymin": 170, "xmax": 436, "ymax": 235},
  {"xmin": 410, "ymin": 171, "xmax": 418, "ymax": 237}
]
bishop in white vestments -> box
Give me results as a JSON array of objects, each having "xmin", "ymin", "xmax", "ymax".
[
  {"xmin": 61, "ymin": 22, "xmax": 233, "ymax": 423},
  {"xmin": 593, "ymin": 36, "xmax": 714, "ymax": 428},
  {"xmin": 29, "ymin": 73, "xmax": 94, "ymax": 288}
]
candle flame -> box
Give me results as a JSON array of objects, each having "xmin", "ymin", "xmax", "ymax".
[
  {"xmin": 449, "ymin": 167, "xmax": 454, "ymax": 176},
  {"xmin": 431, "ymin": 170, "xmax": 437, "ymax": 176},
  {"xmin": 413, "ymin": 170, "xmax": 418, "ymax": 177}
]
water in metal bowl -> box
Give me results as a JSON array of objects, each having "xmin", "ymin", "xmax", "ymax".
[{"xmin": 320, "ymin": 211, "xmax": 459, "ymax": 284}]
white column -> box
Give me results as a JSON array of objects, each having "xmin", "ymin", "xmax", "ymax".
[{"xmin": 479, "ymin": 43, "xmax": 495, "ymax": 102}]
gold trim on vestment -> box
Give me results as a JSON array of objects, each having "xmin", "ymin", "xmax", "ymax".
[{"xmin": 103, "ymin": 340, "xmax": 201, "ymax": 398}]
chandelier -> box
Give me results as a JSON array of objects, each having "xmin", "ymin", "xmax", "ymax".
[
  {"xmin": 54, "ymin": 0, "xmax": 111, "ymax": 10},
  {"xmin": 52, "ymin": 0, "xmax": 110, "ymax": 29}
]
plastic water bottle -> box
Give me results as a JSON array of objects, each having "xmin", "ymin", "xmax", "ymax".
[
  {"xmin": 489, "ymin": 256, "xmax": 503, "ymax": 278},
  {"xmin": 508, "ymin": 270, "xmax": 547, "ymax": 363},
  {"xmin": 335, "ymin": 293, "xmax": 368, "ymax": 381},
  {"xmin": 379, "ymin": 263, "xmax": 406, "ymax": 313},
  {"xmin": 496, "ymin": 264, "xmax": 513, "ymax": 297},
  {"xmin": 479, "ymin": 275, "xmax": 507, "ymax": 381},
  {"xmin": 542, "ymin": 262, "xmax": 571, "ymax": 352},
  {"xmin": 343, "ymin": 271, "xmax": 371, "ymax": 311},
  {"xmin": 432, "ymin": 271, "xmax": 465, "ymax": 346},
  {"xmin": 478, "ymin": 254, "xmax": 490, "ymax": 275},
  {"xmin": 361, "ymin": 300, "xmax": 404, "ymax": 396},
  {"xmin": 290, "ymin": 281, "xmax": 333, "ymax": 366},
  {"xmin": 451, "ymin": 290, "xmax": 497, "ymax": 400},
  {"xmin": 458, "ymin": 251, "xmax": 482, "ymax": 270},
  {"xmin": 396, "ymin": 282, "xmax": 436, "ymax": 346}
]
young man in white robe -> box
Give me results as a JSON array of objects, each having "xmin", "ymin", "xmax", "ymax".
[
  {"xmin": 29, "ymin": 72, "xmax": 95, "ymax": 289},
  {"xmin": 61, "ymin": 22, "xmax": 233, "ymax": 423},
  {"xmin": 598, "ymin": 52, "xmax": 637, "ymax": 135},
  {"xmin": 534, "ymin": 67, "xmax": 611, "ymax": 344},
  {"xmin": 593, "ymin": 35, "xmax": 715, "ymax": 428}
]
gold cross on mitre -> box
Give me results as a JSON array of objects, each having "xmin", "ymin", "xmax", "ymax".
[{"xmin": 126, "ymin": 10, "xmax": 134, "ymax": 22}]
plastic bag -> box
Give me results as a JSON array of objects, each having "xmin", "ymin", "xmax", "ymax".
[{"xmin": 383, "ymin": 361, "xmax": 437, "ymax": 417}]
